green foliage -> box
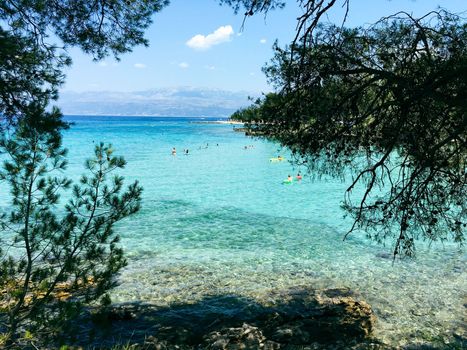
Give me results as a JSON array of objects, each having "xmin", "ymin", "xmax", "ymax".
[
  {"xmin": 0, "ymin": 28, "xmax": 69, "ymax": 123},
  {"xmin": 0, "ymin": 0, "xmax": 169, "ymax": 60},
  {"xmin": 234, "ymin": 11, "xmax": 467, "ymax": 256},
  {"xmin": 219, "ymin": 0, "xmax": 285, "ymax": 16},
  {"xmin": 0, "ymin": 0, "xmax": 162, "ymax": 345},
  {"xmin": 0, "ymin": 0, "xmax": 168, "ymax": 125},
  {"xmin": 0, "ymin": 107, "xmax": 142, "ymax": 344},
  {"xmin": 0, "ymin": 0, "xmax": 170, "ymax": 346}
]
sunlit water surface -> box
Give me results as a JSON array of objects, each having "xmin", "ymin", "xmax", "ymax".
[{"xmin": 7, "ymin": 116, "xmax": 467, "ymax": 346}]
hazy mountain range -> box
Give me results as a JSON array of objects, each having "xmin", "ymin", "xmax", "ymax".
[{"xmin": 58, "ymin": 87, "xmax": 259, "ymax": 117}]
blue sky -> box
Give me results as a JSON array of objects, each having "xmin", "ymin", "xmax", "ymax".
[{"xmin": 62, "ymin": 0, "xmax": 466, "ymax": 94}]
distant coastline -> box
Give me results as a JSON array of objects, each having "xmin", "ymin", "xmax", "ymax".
[
  {"xmin": 63, "ymin": 114, "xmax": 230, "ymax": 119},
  {"xmin": 63, "ymin": 115, "xmax": 245, "ymax": 125},
  {"xmin": 190, "ymin": 120, "xmax": 244, "ymax": 125},
  {"xmin": 58, "ymin": 87, "xmax": 257, "ymax": 118}
]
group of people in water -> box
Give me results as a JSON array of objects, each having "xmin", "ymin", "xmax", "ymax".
[
  {"xmin": 172, "ymin": 143, "xmax": 222, "ymax": 156},
  {"xmin": 285, "ymin": 173, "xmax": 302, "ymax": 183},
  {"xmin": 171, "ymin": 147, "xmax": 303, "ymax": 183},
  {"xmin": 171, "ymin": 147, "xmax": 190, "ymax": 155}
]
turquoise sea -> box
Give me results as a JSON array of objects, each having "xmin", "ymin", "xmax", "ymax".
[{"xmin": 22, "ymin": 116, "xmax": 467, "ymax": 345}]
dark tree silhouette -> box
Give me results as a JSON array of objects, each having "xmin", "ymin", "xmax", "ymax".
[
  {"xmin": 231, "ymin": 7, "xmax": 466, "ymax": 257},
  {"xmin": 0, "ymin": 0, "xmax": 165, "ymax": 344},
  {"xmin": 0, "ymin": 0, "xmax": 168, "ymax": 124},
  {"xmin": 0, "ymin": 107, "xmax": 143, "ymax": 344}
]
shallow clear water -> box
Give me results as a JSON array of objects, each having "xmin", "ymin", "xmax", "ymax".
[{"xmin": 9, "ymin": 116, "xmax": 467, "ymax": 345}]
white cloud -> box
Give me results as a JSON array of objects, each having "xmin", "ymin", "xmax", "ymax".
[
  {"xmin": 179, "ymin": 62, "xmax": 189, "ymax": 69},
  {"xmin": 186, "ymin": 25, "xmax": 234, "ymax": 50},
  {"xmin": 260, "ymin": 38, "xmax": 267, "ymax": 44},
  {"xmin": 204, "ymin": 65, "xmax": 215, "ymax": 70},
  {"xmin": 134, "ymin": 63, "xmax": 146, "ymax": 69},
  {"xmin": 98, "ymin": 61, "xmax": 108, "ymax": 67}
]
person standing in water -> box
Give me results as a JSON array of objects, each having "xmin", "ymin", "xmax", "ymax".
[
  {"xmin": 296, "ymin": 173, "xmax": 302, "ymax": 180},
  {"xmin": 172, "ymin": 147, "xmax": 176, "ymax": 156}
]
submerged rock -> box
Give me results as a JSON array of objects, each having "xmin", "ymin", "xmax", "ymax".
[
  {"xmin": 194, "ymin": 288, "xmax": 375, "ymax": 348},
  {"xmin": 260, "ymin": 289, "xmax": 376, "ymax": 345},
  {"xmin": 69, "ymin": 287, "xmax": 379, "ymax": 349}
]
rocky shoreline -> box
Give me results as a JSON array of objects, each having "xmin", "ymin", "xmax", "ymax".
[
  {"xmin": 61, "ymin": 287, "xmax": 384, "ymax": 349},
  {"xmin": 18, "ymin": 285, "xmax": 463, "ymax": 349}
]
